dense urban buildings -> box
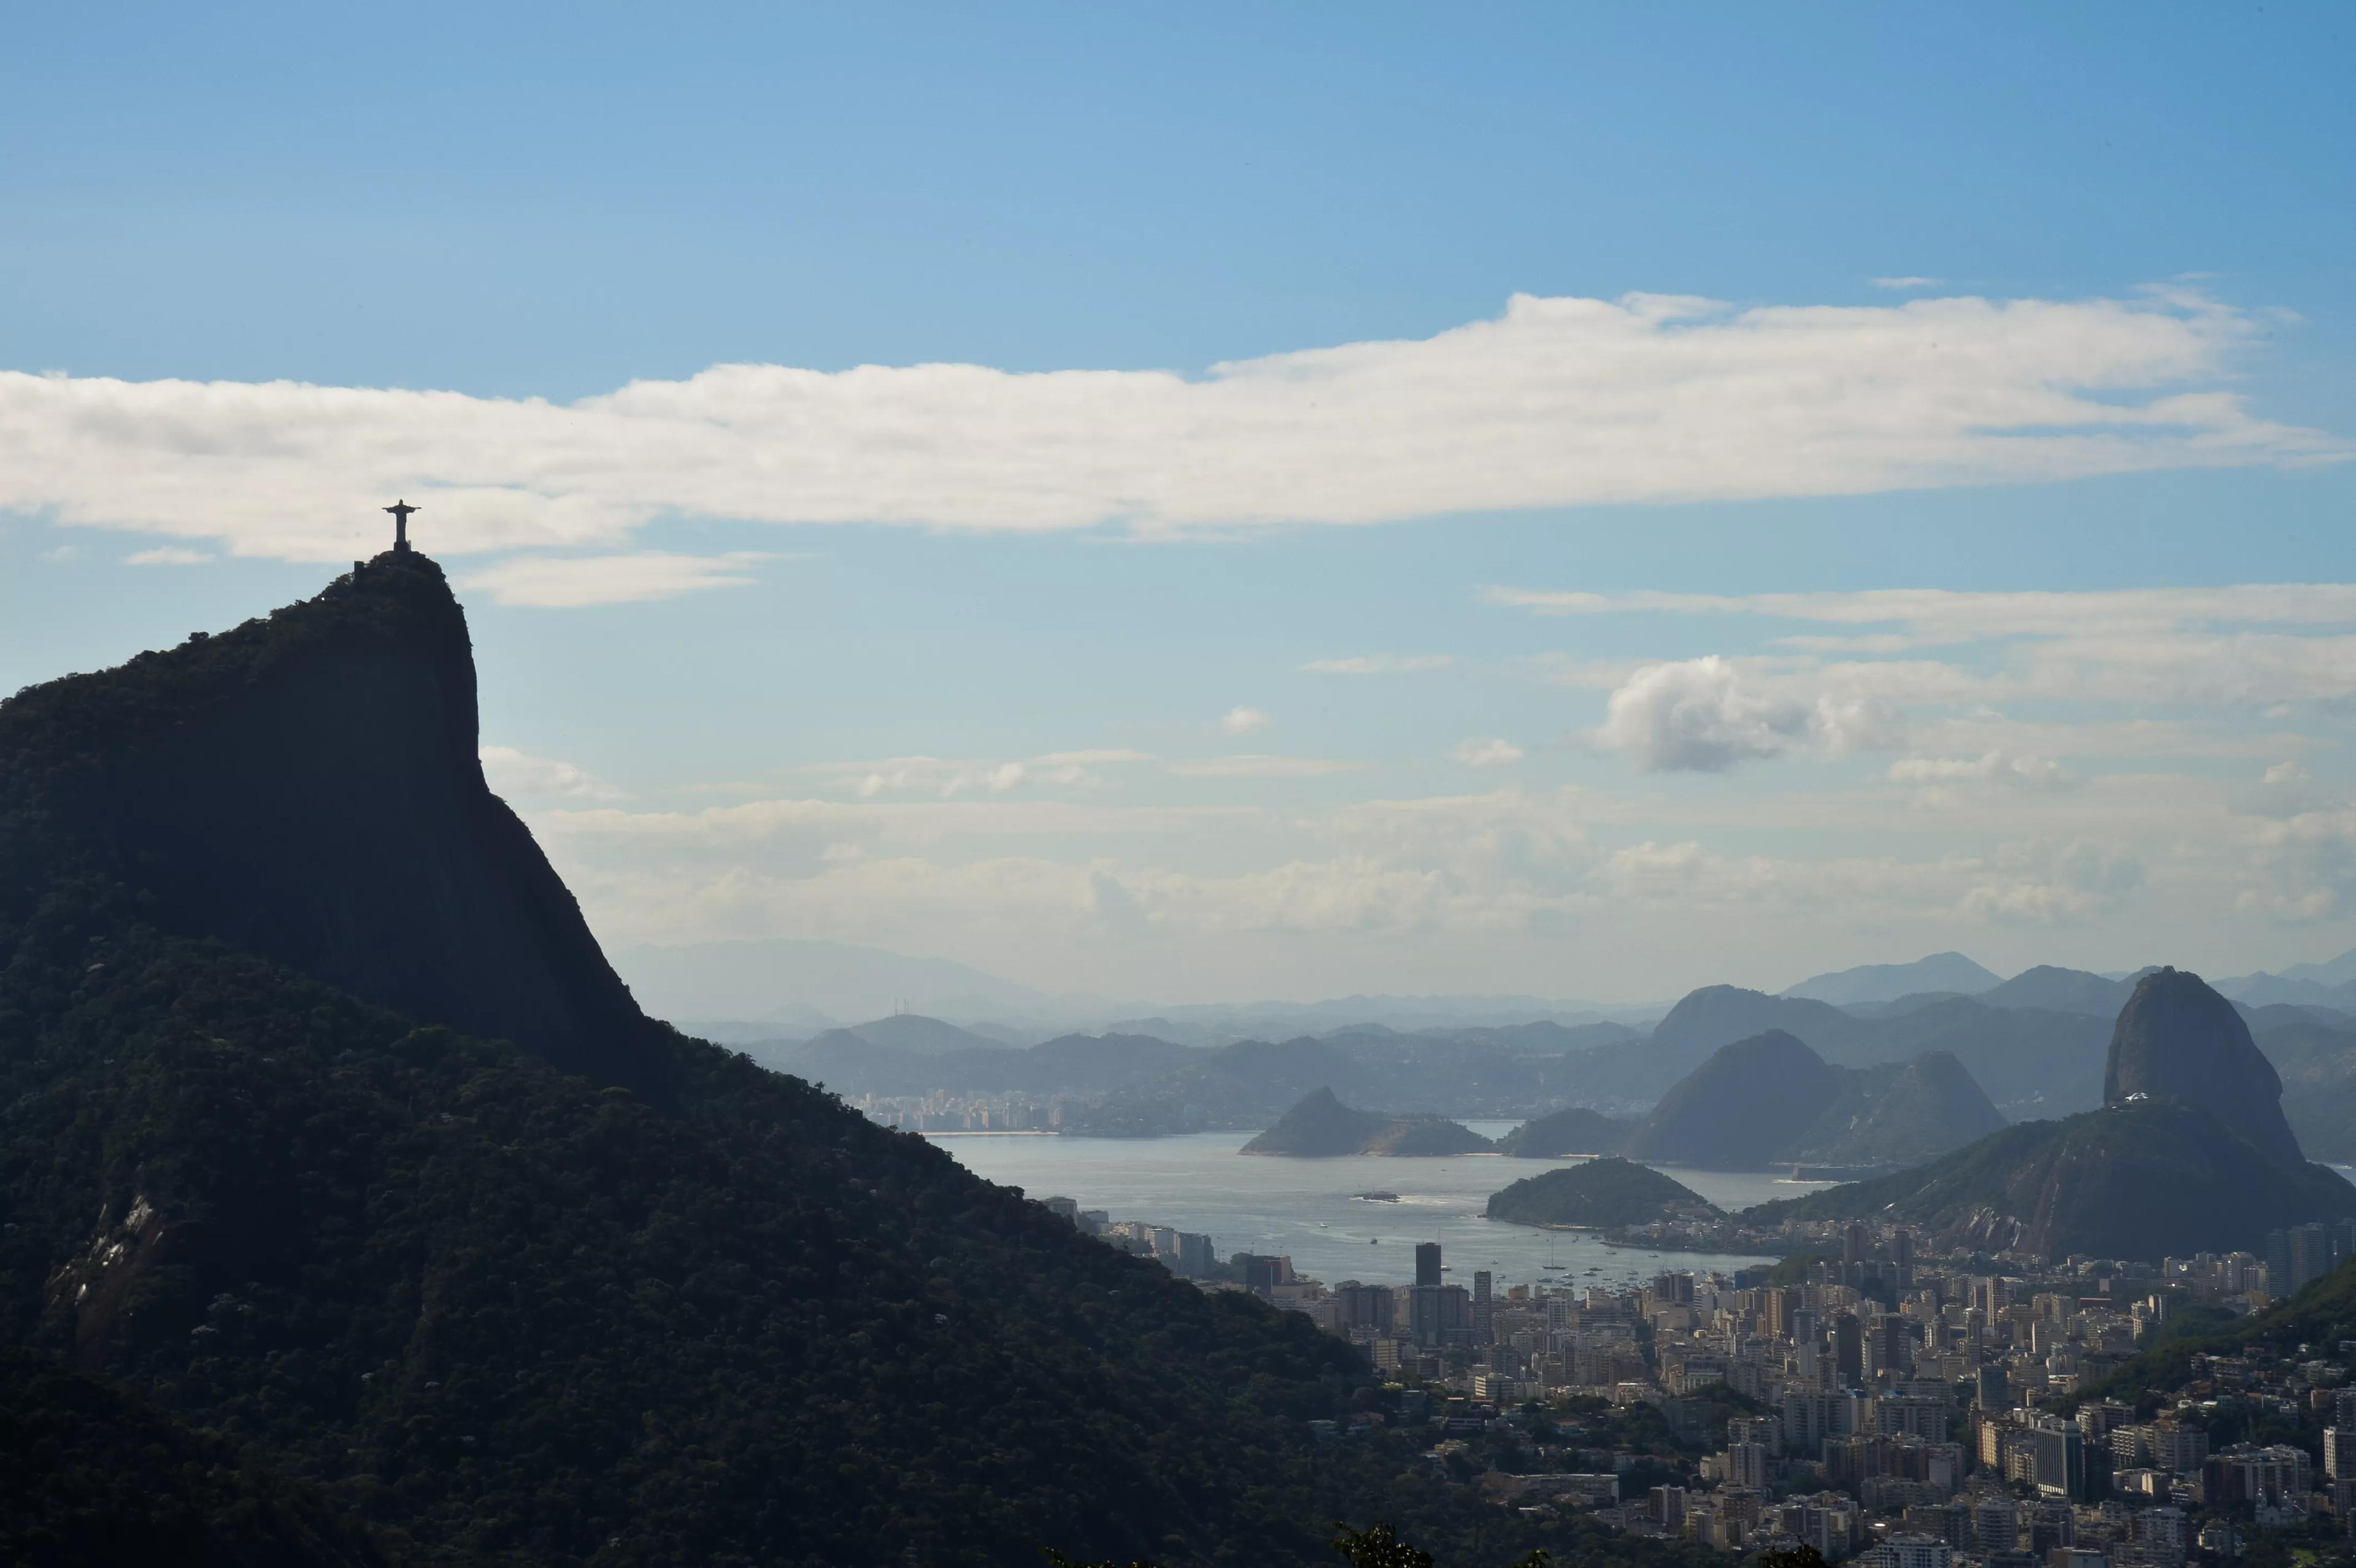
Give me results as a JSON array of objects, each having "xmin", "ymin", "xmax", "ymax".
[{"xmin": 1039, "ymin": 1194, "xmax": 2356, "ymax": 1565}]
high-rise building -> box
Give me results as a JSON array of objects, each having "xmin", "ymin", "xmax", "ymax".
[
  {"xmin": 2265, "ymin": 1229, "xmax": 2293, "ymax": 1296},
  {"xmin": 1337, "ymin": 1282, "xmax": 1395, "ymax": 1333},
  {"xmin": 1843, "ymin": 1223, "xmax": 1868, "ymax": 1266},
  {"xmin": 2290, "ymin": 1223, "xmax": 2333, "ymax": 1295},
  {"xmin": 1415, "ymin": 1242, "xmax": 1442, "ymax": 1289},
  {"xmin": 1834, "ymin": 1314, "xmax": 1864, "ymax": 1386},
  {"xmin": 2023, "ymin": 1412, "xmax": 2087, "ymax": 1501},
  {"xmin": 1473, "ymin": 1269, "xmax": 1494, "ymax": 1343},
  {"xmin": 1973, "ymin": 1366, "xmax": 2008, "ymax": 1410},
  {"xmin": 1726, "ymin": 1441, "xmax": 1773, "ymax": 1491},
  {"xmin": 2327, "ymin": 1427, "xmax": 2355, "ymax": 1482},
  {"xmin": 1176, "ymin": 1232, "xmax": 1215, "ymax": 1277},
  {"xmin": 1893, "ymin": 1228, "xmax": 1916, "ymax": 1289}
]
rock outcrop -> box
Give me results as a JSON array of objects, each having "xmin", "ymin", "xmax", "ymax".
[
  {"xmin": 2106, "ymin": 967, "xmax": 2303, "ymax": 1164},
  {"xmin": 0, "ymin": 551, "xmax": 669, "ymax": 1096}
]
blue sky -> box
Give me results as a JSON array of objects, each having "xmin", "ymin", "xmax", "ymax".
[{"xmin": 5, "ymin": 4, "xmax": 2355, "ymax": 1004}]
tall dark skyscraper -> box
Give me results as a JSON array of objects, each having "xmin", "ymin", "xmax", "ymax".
[
  {"xmin": 1834, "ymin": 1313, "xmax": 1863, "ymax": 1386},
  {"xmin": 1415, "ymin": 1242, "xmax": 1442, "ymax": 1288}
]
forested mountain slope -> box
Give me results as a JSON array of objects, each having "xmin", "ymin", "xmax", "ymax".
[{"xmin": 0, "ymin": 551, "xmax": 1576, "ymax": 1567}]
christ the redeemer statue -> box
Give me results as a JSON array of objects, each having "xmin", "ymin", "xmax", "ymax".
[{"xmin": 384, "ymin": 499, "xmax": 418, "ymax": 553}]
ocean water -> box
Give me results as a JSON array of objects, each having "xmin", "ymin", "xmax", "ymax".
[{"xmin": 934, "ymin": 1123, "xmax": 1839, "ymax": 1293}]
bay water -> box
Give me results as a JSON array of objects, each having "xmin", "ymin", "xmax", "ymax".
[{"xmin": 935, "ymin": 1123, "xmax": 1840, "ymax": 1294}]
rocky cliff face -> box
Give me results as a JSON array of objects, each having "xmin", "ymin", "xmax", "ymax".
[
  {"xmin": 2106, "ymin": 967, "xmax": 2301, "ymax": 1164},
  {"xmin": 0, "ymin": 550, "xmax": 668, "ymax": 1096}
]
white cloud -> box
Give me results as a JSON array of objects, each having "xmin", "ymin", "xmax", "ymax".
[
  {"xmin": 1594, "ymin": 656, "xmax": 1907, "ymax": 772},
  {"xmin": 793, "ymin": 750, "xmax": 1153, "ymax": 799},
  {"xmin": 2264, "ymin": 760, "xmax": 2313, "ymax": 786},
  {"xmin": 1451, "ymin": 737, "xmax": 1525, "ymax": 767},
  {"xmin": 1219, "ymin": 705, "xmax": 1272, "ymax": 736},
  {"xmin": 1301, "ymin": 654, "xmax": 1455, "ymax": 675},
  {"xmin": 1167, "ymin": 755, "xmax": 1361, "ymax": 778},
  {"xmin": 1871, "ymin": 277, "xmax": 1944, "ymax": 290},
  {"xmin": 1888, "ymin": 751, "xmax": 2078, "ymax": 794},
  {"xmin": 3, "ymin": 290, "xmax": 2340, "ymax": 562},
  {"xmin": 455, "ymin": 551, "xmax": 768, "ymax": 607},
  {"xmin": 1486, "ymin": 582, "xmax": 2356, "ymax": 642},
  {"xmin": 125, "ymin": 546, "xmax": 212, "ymax": 566},
  {"xmin": 480, "ymin": 745, "xmax": 628, "ymax": 802},
  {"xmin": 1496, "ymin": 583, "xmax": 2356, "ymax": 711}
]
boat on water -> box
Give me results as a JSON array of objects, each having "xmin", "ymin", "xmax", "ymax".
[{"xmin": 1354, "ymin": 1191, "xmax": 1401, "ymax": 1202}]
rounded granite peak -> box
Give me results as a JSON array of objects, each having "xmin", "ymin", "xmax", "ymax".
[{"xmin": 2104, "ymin": 966, "xmax": 2302, "ymax": 1166}]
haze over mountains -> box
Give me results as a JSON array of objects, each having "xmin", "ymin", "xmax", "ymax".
[{"xmin": 761, "ymin": 942, "xmax": 2356, "ymax": 1165}]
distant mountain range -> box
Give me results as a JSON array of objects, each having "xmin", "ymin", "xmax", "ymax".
[
  {"xmin": 774, "ymin": 953, "xmax": 2356, "ymax": 1162},
  {"xmin": 1780, "ymin": 951, "xmax": 2000, "ymax": 1006}
]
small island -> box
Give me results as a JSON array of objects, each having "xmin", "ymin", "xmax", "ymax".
[
  {"xmin": 1484, "ymin": 1158, "xmax": 1719, "ymax": 1229},
  {"xmin": 1241, "ymin": 1087, "xmax": 1493, "ymax": 1157},
  {"xmin": 1493, "ymin": 1105, "xmax": 1635, "ymax": 1158}
]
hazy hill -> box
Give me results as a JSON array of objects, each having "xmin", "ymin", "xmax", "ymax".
[
  {"xmin": 1485, "ymin": 1160, "xmax": 1715, "ymax": 1229},
  {"xmin": 0, "ymin": 551, "xmax": 1486, "ymax": 1567},
  {"xmin": 1838, "ymin": 997, "xmax": 2108, "ymax": 1118},
  {"xmin": 1425, "ymin": 1019, "xmax": 1646, "ymax": 1053},
  {"xmin": 815, "ymin": 1013, "xmax": 1004, "ymax": 1058},
  {"xmin": 1493, "ymin": 1106, "xmax": 1636, "ymax": 1158},
  {"xmin": 1241, "ymin": 1089, "xmax": 1492, "ymax": 1157},
  {"xmin": 1621, "ymin": 1031, "xmax": 1842, "ymax": 1168},
  {"xmin": 1780, "ymin": 952, "xmax": 1999, "ymax": 1007},
  {"xmin": 1742, "ymin": 1099, "xmax": 2356, "ymax": 1261},
  {"xmin": 1784, "ymin": 1051, "xmax": 2006, "ymax": 1168},
  {"xmin": 1974, "ymin": 964, "xmax": 2143, "ymax": 1017},
  {"xmin": 1064, "ymin": 1029, "xmax": 1651, "ymax": 1134},
  {"xmin": 1620, "ymin": 1032, "xmax": 2006, "ymax": 1171},
  {"xmin": 1649, "ymin": 986, "xmax": 1874, "ymax": 1066},
  {"xmin": 774, "ymin": 1029, "xmax": 1196, "ymax": 1099},
  {"xmin": 2256, "ymin": 1015, "xmax": 2356, "ymax": 1163}
]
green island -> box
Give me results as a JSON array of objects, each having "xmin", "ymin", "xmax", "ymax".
[{"xmin": 1483, "ymin": 1158, "xmax": 1720, "ymax": 1229}]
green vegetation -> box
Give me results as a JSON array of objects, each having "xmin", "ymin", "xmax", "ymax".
[
  {"xmin": 0, "ymin": 1349, "xmax": 389, "ymax": 1567},
  {"xmin": 1742, "ymin": 1098, "xmax": 2356, "ymax": 1261},
  {"xmin": 1484, "ymin": 1159, "xmax": 1715, "ymax": 1229},
  {"xmin": 2071, "ymin": 1256, "xmax": 2356, "ymax": 1412}
]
